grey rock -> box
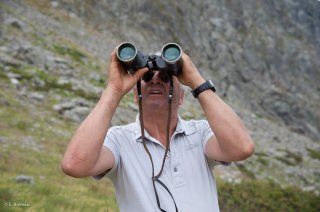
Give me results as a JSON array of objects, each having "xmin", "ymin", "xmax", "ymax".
[
  {"xmin": 10, "ymin": 77, "xmax": 20, "ymax": 86},
  {"xmin": 21, "ymin": 136, "xmax": 42, "ymax": 151},
  {"xmin": 28, "ymin": 92, "xmax": 45, "ymax": 101},
  {"xmin": 63, "ymin": 106, "xmax": 90, "ymax": 122},
  {"xmin": 53, "ymin": 98, "xmax": 91, "ymax": 113},
  {"xmin": 0, "ymin": 53, "xmax": 22, "ymax": 67},
  {"xmin": 5, "ymin": 17, "xmax": 25, "ymax": 30},
  {"xmin": 16, "ymin": 175, "xmax": 34, "ymax": 184},
  {"xmin": 89, "ymin": 72, "xmax": 101, "ymax": 82},
  {"xmin": 51, "ymin": 1, "xmax": 59, "ymax": 8},
  {"xmin": 0, "ymin": 136, "xmax": 8, "ymax": 144}
]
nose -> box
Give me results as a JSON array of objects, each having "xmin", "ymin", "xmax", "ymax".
[{"xmin": 149, "ymin": 71, "xmax": 161, "ymax": 83}]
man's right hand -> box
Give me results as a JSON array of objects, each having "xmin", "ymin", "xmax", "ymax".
[
  {"xmin": 61, "ymin": 46, "xmax": 148, "ymax": 178},
  {"xmin": 106, "ymin": 49, "xmax": 149, "ymax": 98}
]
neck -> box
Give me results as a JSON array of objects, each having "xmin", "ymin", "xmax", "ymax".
[{"xmin": 141, "ymin": 108, "xmax": 179, "ymax": 147}]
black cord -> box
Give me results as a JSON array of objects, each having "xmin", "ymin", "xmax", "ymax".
[{"xmin": 137, "ymin": 78, "xmax": 178, "ymax": 212}]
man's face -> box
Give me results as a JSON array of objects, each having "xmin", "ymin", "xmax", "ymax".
[{"xmin": 134, "ymin": 71, "xmax": 184, "ymax": 112}]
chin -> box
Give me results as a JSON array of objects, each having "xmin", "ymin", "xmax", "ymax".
[{"xmin": 144, "ymin": 101, "xmax": 168, "ymax": 111}]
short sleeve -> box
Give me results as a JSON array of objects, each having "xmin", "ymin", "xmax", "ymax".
[
  {"xmin": 195, "ymin": 120, "xmax": 213, "ymax": 150},
  {"xmin": 196, "ymin": 120, "xmax": 231, "ymax": 167},
  {"xmin": 93, "ymin": 127, "xmax": 120, "ymax": 180}
]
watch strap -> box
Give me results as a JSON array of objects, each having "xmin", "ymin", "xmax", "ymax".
[{"xmin": 191, "ymin": 80, "xmax": 216, "ymax": 98}]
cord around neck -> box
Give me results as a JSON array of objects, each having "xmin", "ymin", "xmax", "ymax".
[{"xmin": 136, "ymin": 77, "xmax": 178, "ymax": 212}]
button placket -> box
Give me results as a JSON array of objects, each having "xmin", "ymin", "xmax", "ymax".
[{"xmin": 170, "ymin": 148, "xmax": 185, "ymax": 187}]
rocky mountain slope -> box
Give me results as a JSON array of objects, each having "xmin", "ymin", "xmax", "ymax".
[{"xmin": 1, "ymin": 0, "xmax": 320, "ymax": 196}]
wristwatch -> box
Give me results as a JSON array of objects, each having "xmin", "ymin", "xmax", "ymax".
[{"xmin": 191, "ymin": 80, "xmax": 216, "ymax": 98}]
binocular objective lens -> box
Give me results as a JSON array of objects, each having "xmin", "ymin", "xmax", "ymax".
[
  {"xmin": 119, "ymin": 46, "xmax": 136, "ymax": 60},
  {"xmin": 117, "ymin": 43, "xmax": 137, "ymax": 61},
  {"xmin": 162, "ymin": 43, "xmax": 182, "ymax": 62},
  {"xmin": 163, "ymin": 47, "xmax": 180, "ymax": 61}
]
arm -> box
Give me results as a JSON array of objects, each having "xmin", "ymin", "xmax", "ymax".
[
  {"xmin": 61, "ymin": 50, "xmax": 148, "ymax": 178},
  {"xmin": 179, "ymin": 53, "xmax": 254, "ymax": 162}
]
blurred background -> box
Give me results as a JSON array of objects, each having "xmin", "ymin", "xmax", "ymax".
[{"xmin": 0, "ymin": 0, "xmax": 319, "ymax": 211}]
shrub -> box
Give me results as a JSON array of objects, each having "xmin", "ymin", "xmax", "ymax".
[{"xmin": 218, "ymin": 179, "xmax": 320, "ymax": 212}]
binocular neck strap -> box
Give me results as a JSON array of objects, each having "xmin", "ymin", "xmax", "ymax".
[{"xmin": 136, "ymin": 78, "xmax": 178, "ymax": 212}]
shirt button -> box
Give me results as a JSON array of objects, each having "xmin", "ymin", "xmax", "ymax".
[{"xmin": 174, "ymin": 167, "xmax": 178, "ymax": 172}]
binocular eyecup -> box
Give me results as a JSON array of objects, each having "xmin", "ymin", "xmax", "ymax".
[{"xmin": 116, "ymin": 42, "xmax": 183, "ymax": 82}]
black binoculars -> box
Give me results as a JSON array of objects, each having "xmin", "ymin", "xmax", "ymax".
[{"xmin": 116, "ymin": 42, "xmax": 183, "ymax": 82}]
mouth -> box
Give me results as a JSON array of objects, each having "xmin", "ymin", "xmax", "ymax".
[
  {"xmin": 147, "ymin": 85, "xmax": 166, "ymax": 96},
  {"xmin": 149, "ymin": 89, "xmax": 164, "ymax": 95}
]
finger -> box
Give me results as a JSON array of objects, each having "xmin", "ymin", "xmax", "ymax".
[
  {"xmin": 110, "ymin": 50, "xmax": 118, "ymax": 63},
  {"xmin": 110, "ymin": 50, "xmax": 124, "ymax": 72},
  {"xmin": 132, "ymin": 67, "xmax": 149, "ymax": 81}
]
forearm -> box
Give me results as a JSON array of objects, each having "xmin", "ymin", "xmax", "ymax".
[
  {"xmin": 61, "ymin": 87, "xmax": 121, "ymax": 175},
  {"xmin": 197, "ymin": 89, "xmax": 254, "ymax": 161},
  {"xmin": 179, "ymin": 53, "xmax": 253, "ymax": 161}
]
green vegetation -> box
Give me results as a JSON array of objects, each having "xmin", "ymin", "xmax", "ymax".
[
  {"xmin": 218, "ymin": 179, "xmax": 320, "ymax": 212},
  {"xmin": 285, "ymin": 150, "xmax": 303, "ymax": 163},
  {"xmin": 53, "ymin": 44, "xmax": 87, "ymax": 63},
  {"xmin": 235, "ymin": 163, "xmax": 256, "ymax": 179},
  {"xmin": 119, "ymin": 92, "xmax": 135, "ymax": 108},
  {"xmin": 275, "ymin": 156, "xmax": 296, "ymax": 166},
  {"xmin": 275, "ymin": 150, "xmax": 303, "ymax": 166},
  {"xmin": 0, "ymin": 84, "xmax": 118, "ymax": 211},
  {"xmin": 255, "ymin": 152, "xmax": 269, "ymax": 166},
  {"xmin": 307, "ymin": 148, "xmax": 320, "ymax": 160},
  {"xmin": 6, "ymin": 64, "xmax": 99, "ymax": 101}
]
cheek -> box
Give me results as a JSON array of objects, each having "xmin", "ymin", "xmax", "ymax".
[
  {"xmin": 173, "ymin": 90, "xmax": 183, "ymax": 106},
  {"xmin": 133, "ymin": 89, "xmax": 138, "ymax": 103}
]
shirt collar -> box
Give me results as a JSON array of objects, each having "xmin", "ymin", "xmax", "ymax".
[{"xmin": 134, "ymin": 114, "xmax": 197, "ymax": 142}]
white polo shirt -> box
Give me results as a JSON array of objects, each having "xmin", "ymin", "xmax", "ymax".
[{"xmin": 97, "ymin": 116, "xmax": 225, "ymax": 212}]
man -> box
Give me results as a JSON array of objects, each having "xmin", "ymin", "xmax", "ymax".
[{"xmin": 61, "ymin": 45, "xmax": 255, "ymax": 212}]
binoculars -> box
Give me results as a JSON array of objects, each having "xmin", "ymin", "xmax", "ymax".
[{"xmin": 116, "ymin": 42, "xmax": 183, "ymax": 82}]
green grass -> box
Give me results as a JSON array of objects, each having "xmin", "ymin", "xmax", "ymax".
[
  {"xmin": 275, "ymin": 156, "xmax": 296, "ymax": 166},
  {"xmin": 275, "ymin": 149, "xmax": 303, "ymax": 166},
  {"xmin": 257, "ymin": 156, "xmax": 269, "ymax": 166},
  {"xmin": 119, "ymin": 92, "xmax": 135, "ymax": 108},
  {"xmin": 255, "ymin": 152, "xmax": 269, "ymax": 166},
  {"xmin": 0, "ymin": 116, "xmax": 118, "ymax": 211},
  {"xmin": 306, "ymin": 148, "xmax": 320, "ymax": 160},
  {"xmin": 0, "ymin": 75, "xmax": 118, "ymax": 211},
  {"xmin": 6, "ymin": 64, "xmax": 100, "ymax": 102},
  {"xmin": 217, "ymin": 179, "xmax": 320, "ymax": 212},
  {"xmin": 53, "ymin": 44, "xmax": 87, "ymax": 64},
  {"xmin": 285, "ymin": 150, "xmax": 303, "ymax": 163},
  {"xmin": 0, "ymin": 172, "xmax": 118, "ymax": 212},
  {"xmin": 235, "ymin": 163, "xmax": 256, "ymax": 179}
]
